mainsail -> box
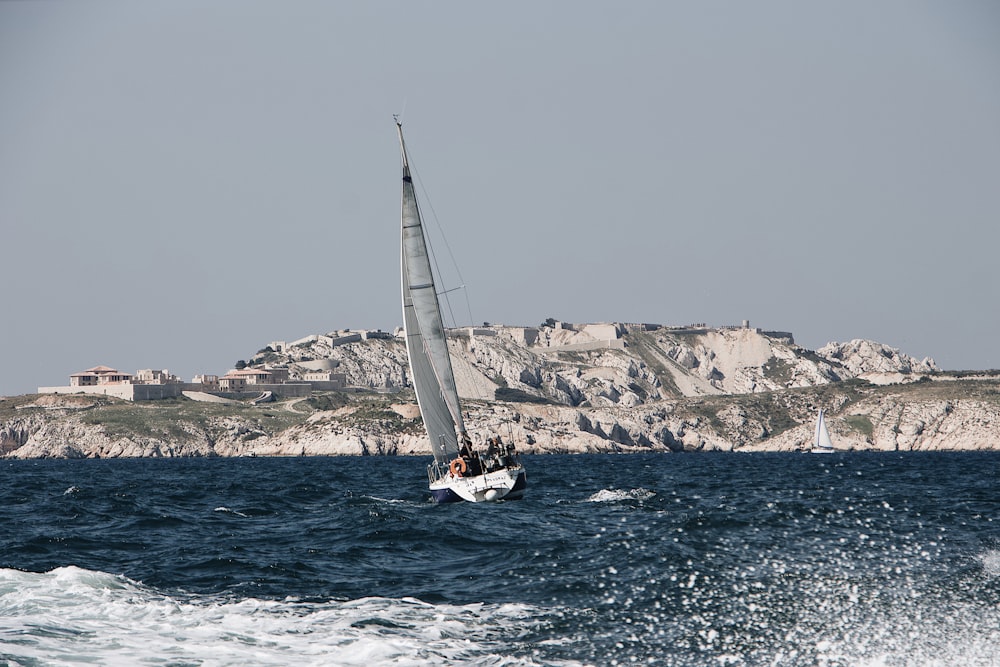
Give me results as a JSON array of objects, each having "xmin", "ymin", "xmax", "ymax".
[
  {"xmin": 398, "ymin": 122, "xmax": 466, "ymax": 464},
  {"xmin": 814, "ymin": 409, "xmax": 834, "ymax": 452}
]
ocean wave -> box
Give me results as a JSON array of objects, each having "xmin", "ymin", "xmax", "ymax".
[
  {"xmin": 360, "ymin": 495, "xmax": 411, "ymax": 505},
  {"xmin": 0, "ymin": 566, "xmax": 578, "ymax": 667},
  {"xmin": 213, "ymin": 506, "xmax": 250, "ymax": 518},
  {"xmin": 584, "ymin": 488, "xmax": 656, "ymax": 503},
  {"xmin": 979, "ymin": 549, "xmax": 1000, "ymax": 577}
]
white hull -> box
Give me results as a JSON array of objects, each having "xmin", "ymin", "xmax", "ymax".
[{"xmin": 429, "ymin": 465, "xmax": 526, "ymax": 503}]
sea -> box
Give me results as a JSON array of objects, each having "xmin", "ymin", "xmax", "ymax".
[{"xmin": 1, "ymin": 452, "xmax": 998, "ymax": 667}]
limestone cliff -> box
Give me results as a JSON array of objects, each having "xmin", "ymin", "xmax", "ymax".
[
  {"xmin": 3, "ymin": 324, "xmax": 996, "ymax": 459},
  {"xmin": 254, "ymin": 324, "xmax": 940, "ymax": 406}
]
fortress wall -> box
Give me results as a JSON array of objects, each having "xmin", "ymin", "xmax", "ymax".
[
  {"xmin": 536, "ymin": 339, "xmax": 626, "ymax": 353},
  {"xmin": 37, "ymin": 385, "xmax": 138, "ymax": 400},
  {"xmin": 331, "ymin": 334, "xmax": 363, "ymax": 346},
  {"xmin": 37, "ymin": 379, "xmax": 336, "ymax": 402},
  {"xmin": 761, "ymin": 331, "xmax": 795, "ymax": 342},
  {"xmin": 302, "ymin": 380, "xmax": 344, "ymax": 391},
  {"xmin": 37, "ymin": 384, "xmax": 196, "ymax": 401},
  {"xmin": 131, "ymin": 384, "xmax": 188, "ymax": 400},
  {"xmin": 581, "ymin": 323, "xmax": 622, "ymax": 340}
]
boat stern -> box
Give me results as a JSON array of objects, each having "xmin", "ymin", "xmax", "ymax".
[{"xmin": 429, "ymin": 466, "xmax": 526, "ymax": 503}]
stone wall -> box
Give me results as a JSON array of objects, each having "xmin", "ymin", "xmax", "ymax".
[
  {"xmin": 36, "ymin": 381, "xmax": 314, "ymax": 401},
  {"xmin": 35, "ymin": 383, "xmax": 193, "ymax": 400}
]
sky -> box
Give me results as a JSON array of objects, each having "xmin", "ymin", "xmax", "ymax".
[{"xmin": 1, "ymin": 1, "xmax": 999, "ymax": 396}]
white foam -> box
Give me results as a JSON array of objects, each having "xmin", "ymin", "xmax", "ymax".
[
  {"xmin": 979, "ymin": 549, "xmax": 1000, "ymax": 577},
  {"xmin": 0, "ymin": 567, "xmax": 572, "ymax": 667},
  {"xmin": 362, "ymin": 495, "xmax": 409, "ymax": 504},
  {"xmin": 585, "ymin": 488, "xmax": 656, "ymax": 503},
  {"xmin": 213, "ymin": 506, "xmax": 250, "ymax": 518}
]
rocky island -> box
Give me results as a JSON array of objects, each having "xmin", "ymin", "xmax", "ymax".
[{"xmin": 2, "ymin": 321, "xmax": 998, "ymax": 458}]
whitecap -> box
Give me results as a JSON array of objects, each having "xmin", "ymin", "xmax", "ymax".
[
  {"xmin": 0, "ymin": 567, "xmax": 575, "ymax": 667},
  {"xmin": 362, "ymin": 495, "xmax": 408, "ymax": 504},
  {"xmin": 978, "ymin": 549, "xmax": 1000, "ymax": 576},
  {"xmin": 213, "ymin": 506, "xmax": 250, "ymax": 518},
  {"xmin": 585, "ymin": 488, "xmax": 656, "ymax": 503}
]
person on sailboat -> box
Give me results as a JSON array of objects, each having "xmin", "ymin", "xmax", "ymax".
[{"xmin": 459, "ymin": 433, "xmax": 474, "ymax": 459}]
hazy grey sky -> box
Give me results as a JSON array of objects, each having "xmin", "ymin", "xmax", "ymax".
[{"xmin": 2, "ymin": 1, "xmax": 998, "ymax": 396}]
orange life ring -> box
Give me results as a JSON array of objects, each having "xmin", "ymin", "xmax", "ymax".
[{"xmin": 449, "ymin": 458, "xmax": 468, "ymax": 477}]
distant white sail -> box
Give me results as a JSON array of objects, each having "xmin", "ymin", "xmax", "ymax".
[{"xmin": 812, "ymin": 409, "xmax": 835, "ymax": 453}]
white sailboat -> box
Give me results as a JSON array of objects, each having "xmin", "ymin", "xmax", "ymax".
[
  {"xmin": 396, "ymin": 120, "xmax": 527, "ymax": 503},
  {"xmin": 811, "ymin": 409, "xmax": 836, "ymax": 453}
]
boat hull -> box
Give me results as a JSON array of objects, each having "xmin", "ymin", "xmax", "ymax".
[{"xmin": 430, "ymin": 467, "xmax": 526, "ymax": 503}]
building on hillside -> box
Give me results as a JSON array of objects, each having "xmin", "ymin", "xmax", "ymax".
[
  {"xmin": 303, "ymin": 369, "xmax": 337, "ymax": 382},
  {"xmin": 264, "ymin": 366, "xmax": 290, "ymax": 383},
  {"xmin": 301, "ymin": 369, "xmax": 347, "ymax": 390},
  {"xmin": 69, "ymin": 366, "xmax": 133, "ymax": 387},
  {"xmin": 218, "ymin": 375, "xmax": 245, "ymax": 391},
  {"xmin": 43, "ymin": 359, "xmax": 337, "ymax": 401},
  {"xmin": 191, "ymin": 374, "xmax": 219, "ymax": 389},
  {"xmin": 134, "ymin": 369, "xmax": 182, "ymax": 384},
  {"xmin": 219, "ymin": 368, "xmax": 273, "ymax": 391},
  {"xmin": 360, "ymin": 329, "xmax": 392, "ymax": 340}
]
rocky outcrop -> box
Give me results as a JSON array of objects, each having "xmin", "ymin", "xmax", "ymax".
[
  {"xmin": 5, "ymin": 375, "xmax": 998, "ymax": 458},
  {"xmin": 256, "ymin": 324, "xmax": 884, "ymax": 409},
  {"xmin": 3, "ymin": 323, "xmax": 996, "ymax": 458},
  {"xmin": 817, "ymin": 339, "xmax": 939, "ymax": 376}
]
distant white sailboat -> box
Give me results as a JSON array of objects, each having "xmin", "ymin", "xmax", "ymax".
[
  {"xmin": 396, "ymin": 120, "xmax": 527, "ymax": 503},
  {"xmin": 811, "ymin": 409, "xmax": 836, "ymax": 453}
]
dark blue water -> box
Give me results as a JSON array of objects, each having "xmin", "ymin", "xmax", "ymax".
[{"xmin": 2, "ymin": 452, "xmax": 999, "ymax": 666}]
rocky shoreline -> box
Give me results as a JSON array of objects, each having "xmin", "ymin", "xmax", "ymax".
[{"xmin": 3, "ymin": 323, "xmax": 998, "ymax": 458}]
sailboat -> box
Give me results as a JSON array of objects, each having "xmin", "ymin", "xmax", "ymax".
[
  {"xmin": 396, "ymin": 120, "xmax": 527, "ymax": 503},
  {"xmin": 811, "ymin": 409, "xmax": 836, "ymax": 453}
]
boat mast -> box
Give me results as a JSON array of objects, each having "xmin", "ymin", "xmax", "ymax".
[{"xmin": 397, "ymin": 120, "xmax": 470, "ymax": 450}]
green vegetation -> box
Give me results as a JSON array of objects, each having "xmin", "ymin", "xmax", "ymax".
[
  {"xmin": 333, "ymin": 398, "xmax": 423, "ymax": 434},
  {"xmin": 844, "ymin": 414, "xmax": 874, "ymax": 439},
  {"xmin": 306, "ymin": 393, "xmax": 352, "ymax": 411},
  {"xmin": 556, "ymin": 351, "xmax": 588, "ymax": 364},
  {"xmin": 252, "ymin": 348, "xmax": 284, "ymax": 365},
  {"xmin": 495, "ymin": 387, "xmax": 550, "ymax": 404},
  {"xmin": 685, "ymin": 399, "xmax": 728, "ymax": 433},
  {"xmin": 761, "ymin": 358, "xmax": 794, "ymax": 385},
  {"xmin": 74, "ymin": 397, "xmax": 302, "ymax": 440},
  {"xmin": 27, "ymin": 391, "xmax": 432, "ymax": 443},
  {"xmin": 0, "ymin": 394, "xmax": 114, "ymax": 420},
  {"xmin": 623, "ymin": 331, "xmax": 682, "ymax": 397}
]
